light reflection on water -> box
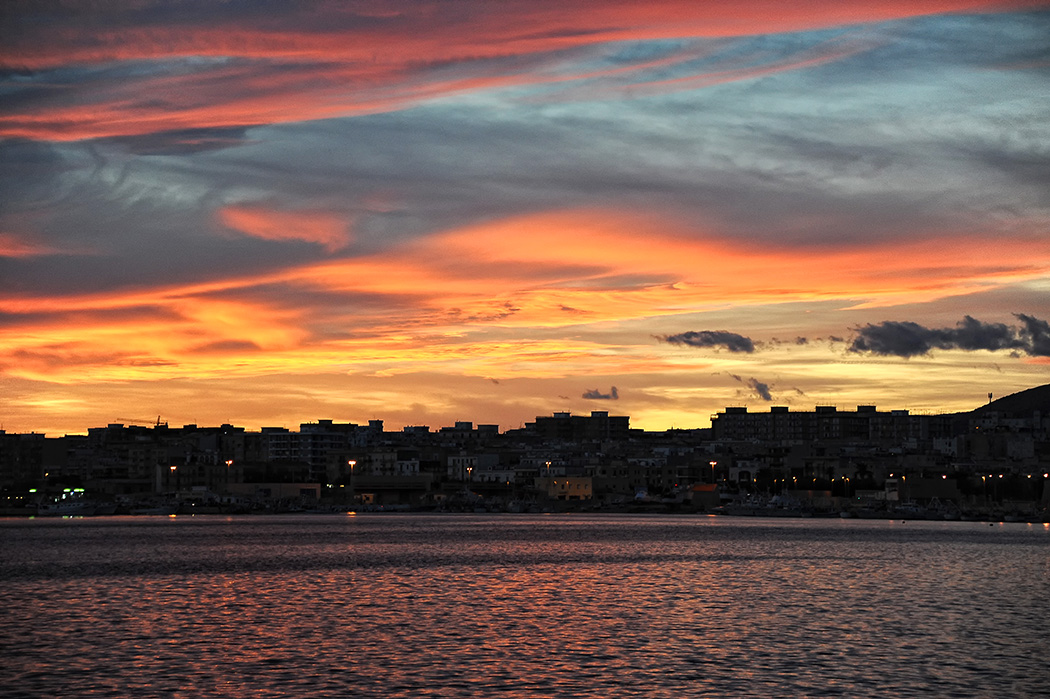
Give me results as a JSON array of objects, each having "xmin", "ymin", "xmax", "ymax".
[{"xmin": 1, "ymin": 515, "xmax": 1047, "ymax": 698}]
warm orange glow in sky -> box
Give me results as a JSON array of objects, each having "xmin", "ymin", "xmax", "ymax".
[
  {"xmin": 218, "ymin": 205, "xmax": 352, "ymax": 252},
  {"xmin": 1, "ymin": 1, "xmax": 1048, "ymax": 435}
]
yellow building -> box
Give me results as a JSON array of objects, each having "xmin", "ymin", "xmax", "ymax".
[{"xmin": 534, "ymin": 476, "xmax": 592, "ymax": 500}]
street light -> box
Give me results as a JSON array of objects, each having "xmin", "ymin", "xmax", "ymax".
[
  {"xmin": 348, "ymin": 460, "xmax": 356, "ymax": 503},
  {"xmin": 709, "ymin": 461, "xmax": 717, "ymax": 484}
]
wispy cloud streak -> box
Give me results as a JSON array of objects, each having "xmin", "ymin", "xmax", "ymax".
[{"xmin": 2, "ymin": 1, "xmax": 1040, "ymax": 141}]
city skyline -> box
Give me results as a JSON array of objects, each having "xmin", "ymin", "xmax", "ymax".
[
  {"xmin": 2, "ymin": 1, "xmax": 1049, "ymax": 437},
  {"xmin": 6, "ymin": 382, "xmax": 1045, "ymax": 438}
]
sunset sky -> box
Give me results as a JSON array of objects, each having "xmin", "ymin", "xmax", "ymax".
[{"xmin": 2, "ymin": 1, "xmax": 1049, "ymax": 436}]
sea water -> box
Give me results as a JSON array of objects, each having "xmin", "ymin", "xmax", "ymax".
[{"xmin": 1, "ymin": 515, "xmax": 1047, "ymax": 698}]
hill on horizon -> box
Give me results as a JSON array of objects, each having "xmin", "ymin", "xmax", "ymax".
[{"xmin": 967, "ymin": 383, "xmax": 1050, "ymax": 417}]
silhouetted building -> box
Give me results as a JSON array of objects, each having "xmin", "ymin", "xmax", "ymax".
[
  {"xmin": 525, "ymin": 411, "xmax": 630, "ymax": 441},
  {"xmin": 712, "ymin": 405, "xmax": 952, "ymax": 444}
]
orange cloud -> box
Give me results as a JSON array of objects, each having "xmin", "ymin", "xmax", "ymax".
[
  {"xmin": 2, "ymin": 208, "xmax": 1048, "ymax": 387},
  {"xmin": 339, "ymin": 210, "xmax": 1050, "ymax": 320},
  {"xmin": 217, "ymin": 205, "xmax": 351, "ymax": 251}
]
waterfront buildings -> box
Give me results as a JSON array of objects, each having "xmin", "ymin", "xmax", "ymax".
[{"xmin": 2, "ymin": 387, "xmax": 1048, "ymax": 513}]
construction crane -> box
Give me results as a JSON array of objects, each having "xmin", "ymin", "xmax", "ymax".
[{"xmin": 113, "ymin": 416, "xmax": 167, "ymax": 427}]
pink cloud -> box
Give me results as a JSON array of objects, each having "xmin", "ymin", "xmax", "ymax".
[
  {"xmin": 3, "ymin": 1, "xmax": 1039, "ymax": 69},
  {"xmin": 0, "ymin": 233, "xmax": 61, "ymax": 258},
  {"xmin": 217, "ymin": 205, "xmax": 351, "ymax": 252},
  {"xmin": 2, "ymin": 0, "xmax": 1043, "ymax": 141}
]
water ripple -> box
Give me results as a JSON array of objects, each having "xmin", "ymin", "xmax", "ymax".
[{"xmin": 1, "ymin": 515, "xmax": 1046, "ymax": 698}]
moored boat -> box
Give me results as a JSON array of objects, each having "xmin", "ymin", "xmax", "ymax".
[{"xmin": 37, "ymin": 500, "xmax": 96, "ymax": 516}]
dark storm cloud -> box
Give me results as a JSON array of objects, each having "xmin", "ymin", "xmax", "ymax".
[
  {"xmin": 748, "ymin": 378, "xmax": 773, "ymax": 401},
  {"xmin": 660, "ymin": 331, "xmax": 755, "ymax": 353},
  {"xmin": 583, "ymin": 386, "xmax": 619, "ymax": 400},
  {"xmin": 729, "ymin": 373, "xmax": 774, "ymax": 401},
  {"xmin": 1015, "ymin": 313, "xmax": 1050, "ymax": 357},
  {"xmin": 848, "ymin": 314, "xmax": 1050, "ymax": 357}
]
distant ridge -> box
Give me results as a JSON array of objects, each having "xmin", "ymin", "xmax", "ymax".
[{"xmin": 968, "ymin": 384, "xmax": 1050, "ymax": 417}]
